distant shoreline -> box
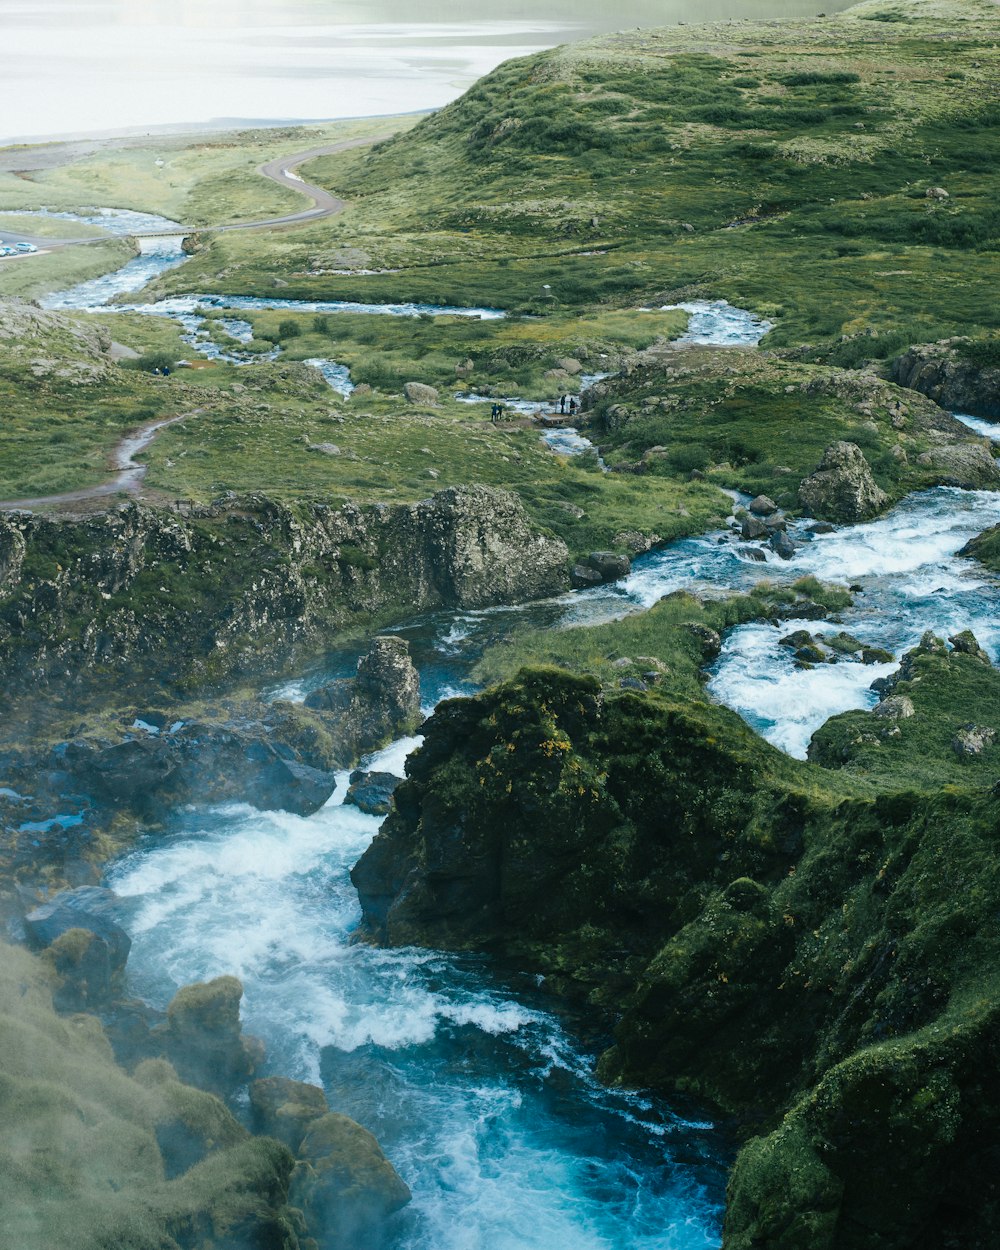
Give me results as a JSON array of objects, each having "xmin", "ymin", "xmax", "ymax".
[{"xmin": 0, "ymin": 109, "xmax": 433, "ymax": 154}]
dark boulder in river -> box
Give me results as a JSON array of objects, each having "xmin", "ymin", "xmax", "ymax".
[
  {"xmin": 305, "ymin": 635, "xmax": 421, "ymax": 755},
  {"xmin": 345, "ymin": 770, "xmax": 401, "ymax": 817}
]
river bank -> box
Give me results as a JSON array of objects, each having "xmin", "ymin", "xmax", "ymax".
[{"xmin": 3, "ymin": 1, "xmax": 1000, "ymax": 1245}]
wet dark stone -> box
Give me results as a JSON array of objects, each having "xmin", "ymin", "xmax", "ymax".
[
  {"xmin": 24, "ymin": 885, "xmax": 130, "ymax": 969},
  {"xmin": 345, "ymin": 770, "xmax": 401, "ymax": 817}
]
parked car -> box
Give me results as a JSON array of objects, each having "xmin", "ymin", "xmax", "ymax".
[{"xmin": 15, "ymin": 242, "xmax": 37, "ymax": 253}]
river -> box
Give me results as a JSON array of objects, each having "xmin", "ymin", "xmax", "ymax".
[{"xmin": 27, "ymin": 205, "xmax": 1000, "ymax": 1249}]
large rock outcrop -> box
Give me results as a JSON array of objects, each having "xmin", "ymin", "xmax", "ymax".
[
  {"xmin": 351, "ymin": 663, "xmax": 1000, "ymax": 1250},
  {"xmin": 305, "ymin": 635, "xmax": 421, "ymax": 753},
  {"xmin": 892, "ymin": 339, "xmax": 1000, "ymax": 419},
  {"xmin": 798, "ymin": 441, "xmax": 889, "ymax": 522},
  {"xmin": 0, "ymin": 486, "xmax": 568, "ymax": 703},
  {"xmin": 914, "ymin": 440, "xmax": 1000, "ymax": 488}
]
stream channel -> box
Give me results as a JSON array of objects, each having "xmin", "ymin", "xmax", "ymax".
[{"xmin": 32, "ymin": 213, "xmax": 1000, "ymax": 1248}]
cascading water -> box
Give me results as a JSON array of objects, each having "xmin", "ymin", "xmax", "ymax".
[
  {"xmin": 108, "ymin": 716, "xmax": 727, "ymax": 1250},
  {"xmin": 374, "ymin": 486, "xmax": 1000, "ymax": 762},
  {"xmin": 657, "ymin": 300, "xmax": 772, "ymax": 347},
  {"xmin": 34, "ymin": 229, "xmax": 1000, "ymax": 1244},
  {"xmin": 954, "ymin": 411, "xmax": 1000, "ymax": 441}
]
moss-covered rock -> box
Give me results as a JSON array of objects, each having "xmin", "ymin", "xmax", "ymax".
[
  {"xmin": 351, "ymin": 661, "xmax": 1000, "ymax": 1246},
  {"xmin": 0, "ymin": 485, "xmax": 568, "ymax": 705},
  {"xmin": 0, "ymin": 940, "xmax": 301, "ymax": 1250},
  {"xmin": 289, "ymin": 1113, "xmax": 411, "ymax": 1250},
  {"xmin": 250, "ymin": 1076, "xmax": 329, "ymax": 1153},
  {"xmin": 892, "ymin": 338, "xmax": 1000, "ymax": 420},
  {"xmin": 135, "ymin": 1058, "xmax": 249, "ymax": 1178},
  {"xmin": 164, "ymin": 976, "xmax": 262, "ymax": 1097}
]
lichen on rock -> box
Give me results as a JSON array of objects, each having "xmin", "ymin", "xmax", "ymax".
[{"xmin": 798, "ymin": 441, "xmax": 889, "ymax": 522}]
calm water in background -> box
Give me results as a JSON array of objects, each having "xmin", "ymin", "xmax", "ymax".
[{"xmin": 2, "ymin": 0, "xmax": 853, "ymax": 143}]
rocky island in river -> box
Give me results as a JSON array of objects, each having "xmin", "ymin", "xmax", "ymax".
[{"xmin": 1, "ymin": 0, "xmax": 999, "ymax": 1247}]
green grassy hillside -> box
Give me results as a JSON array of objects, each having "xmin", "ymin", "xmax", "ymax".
[{"xmin": 148, "ymin": 0, "xmax": 1000, "ymax": 361}]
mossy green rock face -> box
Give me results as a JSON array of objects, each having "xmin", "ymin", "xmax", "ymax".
[
  {"xmin": 134, "ymin": 1058, "xmax": 249, "ymax": 1178},
  {"xmin": 352, "ymin": 664, "xmax": 1000, "ymax": 1246},
  {"xmin": 0, "ymin": 940, "xmax": 300, "ymax": 1250},
  {"xmin": 586, "ymin": 350, "xmax": 988, "ymax": 517},
  {"xmin": 808, "ymin": 631, "xmax": 1000, "ymax": 788},
  {"xmin": 165, "ymin": 975, "xmax": 262, "ymax": 1096},
  {"xmin": 0, "ymin": 486, "xmax": 568, "ymax": 702},
  {"xmin": 251, "ymin": 1076, "xmax": 330, "ymax": 1153},
  {"xmin": 290, "ymin": 1113, "xmax": 411, "ymax": 1250}
]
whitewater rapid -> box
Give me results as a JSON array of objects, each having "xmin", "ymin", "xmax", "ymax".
[
  {"xmin": 34, "ymin": 217, "xmax": 1000, "ymax": 1246},
  {"xmin": 108, "ymin": 719, "xmax": 726, "ymax": 1250}
]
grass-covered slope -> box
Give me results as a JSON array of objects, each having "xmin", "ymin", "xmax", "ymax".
[
  {"xmin": 584, "ymin": 348, "xmax": 999, "ymax": 507},
  {"xmin": 0, "ymin": 300, "xmax": 181, "ymax": 499},
  {"xmin": 153, "ymin": 0, "xmax": 1000, "ymax": 359}
]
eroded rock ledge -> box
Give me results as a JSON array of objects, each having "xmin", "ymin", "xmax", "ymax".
[
  {"xmin": 351, "ymin": 665, "xmax": 1000, "ymax": 1249},
  {"xmin": 891, "ymin": 338, "xmax": 1000, "ymax": 420},
  {"xmin": 0, "ymin": 484, "xmax": 569, "ymax": 703}
]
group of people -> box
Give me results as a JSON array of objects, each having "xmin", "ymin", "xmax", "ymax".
[{"xmin": 487, "ymin": 393, "xmax": 579, "ymax": 424}]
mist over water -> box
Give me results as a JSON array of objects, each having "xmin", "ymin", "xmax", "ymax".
[
  {"xmin": 108, "ymin": 734, "xmax": 727, "ymax": 1250},
  {"xmin": 1, "ymin": 0, "xmax": 857, "ymax": 143}
]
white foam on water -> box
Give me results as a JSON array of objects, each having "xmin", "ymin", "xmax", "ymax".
[
  {"xmin": 304, "ymin": 356, "xmax": 355, "ymax": 396},
  {"xmin": 108, "ymin": 687, "xmax": 725, "ymax": 1250},
  {"xmin": 660, "ymin": 299, "xmax": 772, "ymax": 346},
  {"xmin": 41, "ymin": 232, "xmax": 190, "ymax": 309},
  {"xmin": 702, "ymin": 489, "xmax": 1000, "ymax": 755},
  {"xmin": 363, "ymin": 734, "xmax": 424, "ymax": 778},
  {"xmin": 708, "ymin": 619, "xmax": 897, "ymax": 758},
  {"xmin": 954, "ymin": 412, "xmax": 1000, "ymax": 441}
]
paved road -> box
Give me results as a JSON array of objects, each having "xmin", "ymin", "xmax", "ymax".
[
  {"xmin": 0, "ymin": 131, "xmax": 395, "ymax": 250},
  {"xmin": 213, "ymin": 135, "xmax": 393, "ymax": 233}
]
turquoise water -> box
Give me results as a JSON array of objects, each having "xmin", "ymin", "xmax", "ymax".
[{"xmin": 38, "ymin": 226, "xmax": 1000, "ymax": 1250}]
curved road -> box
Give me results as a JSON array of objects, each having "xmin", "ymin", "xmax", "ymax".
[
  {"xmin": 213, "ymin": 136, "xmax": 393, "ymax": 233},
  {"xmin": 0, "ymin": 132, "xmax": 392, "ymax": 511},
  {"xmin": 0, "ymin": 132, "xmax": 395, "ymax": 248}
]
